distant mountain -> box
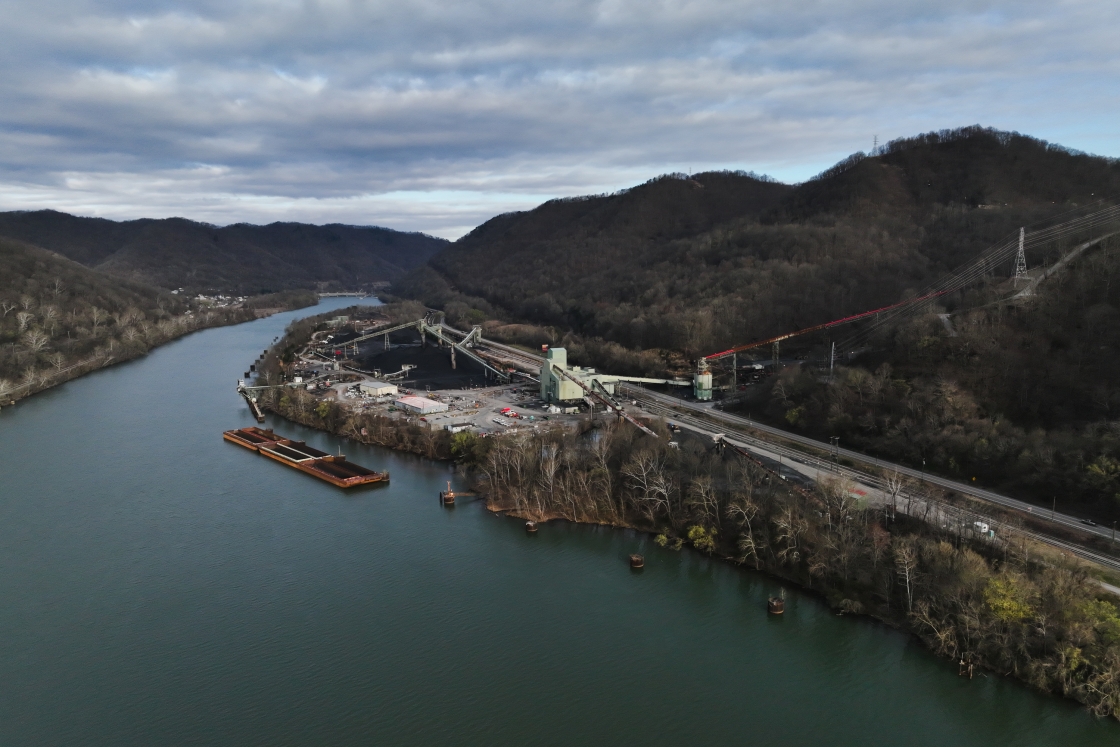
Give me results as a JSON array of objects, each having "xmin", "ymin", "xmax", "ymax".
[
  {"xmin": 0, "ymin": 211, "xmax": 449, "ymax": 294},
  {"xmin": 399, "ymin": 127, "xmax": 1120, "ymax": 360}
]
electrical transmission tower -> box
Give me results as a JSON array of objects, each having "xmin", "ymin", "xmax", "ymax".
[{"xmin": 1013, "ymin": 227, "xmax": 1027, "ymax": 284}]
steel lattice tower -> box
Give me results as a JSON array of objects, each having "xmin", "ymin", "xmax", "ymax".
[{"xmin": 1014, "ymin": 227, "xmax": 1027, "ymax": 283}]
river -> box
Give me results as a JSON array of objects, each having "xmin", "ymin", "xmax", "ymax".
[{"xmin": 0, "ymin": 299, "xmax": 1115, "ymax": 746}]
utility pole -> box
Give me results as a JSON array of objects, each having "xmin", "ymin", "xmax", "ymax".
[
  {"xmin": 1014, "ymin": 227, "xmax": 1027, "ymax": 284},
  {"xmin": 772, "ymin": 341, "xmax": 780, "ymax": 373},
  {"xmin": 829, "ymin": 341, "xmax": 835, "ymax": 382},
  {"xmin": 1112, "ymin": 521, "xmax": 1116, "ymax": 550},
  {"xmin": 1052, "ymin": 497, "xmax": 1056, "ymax": 522},
  {"xmin": 731, "ymin": 352, "xmax": 737, "ymax": 392}
]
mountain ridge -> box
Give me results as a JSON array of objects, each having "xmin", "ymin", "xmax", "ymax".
[
  {"xmin": 397, "ymin": 126, "xmax": 1120, "ymax": 360},
  {"xmin": 0, "ymin": 210, "xmax": 449, "ymax": 294}
]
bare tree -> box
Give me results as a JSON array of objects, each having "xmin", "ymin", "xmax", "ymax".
[
  {"xmin": 687, "ymin": 474, "xmax": 719, "ymax": 526},
  {"xmin": 894, "ymin": 539, "xmax": 918, "ymax": 613},
  {"xmin": 622, "ymin": 449, "xmax": 673, "ymax": 522},
  {"xmin": 421, "ymin": 423, "xmax": 440, "ymax": 459},
  {"xmin": 588, "ymin": 425, "xmax": 619, "ymax": 517},
  {"xmin": 22, "ymin": 330, "xmax": 49, "ymax": 353},
  {"xmin": 89, "ymin": 307, "xmax": 105, "ymax": 330},
  {"xmin": 885, "ymin": 470, "xmax": 904, "ymax": 519},
  {"xmin": 50, "ymin": 278, "xmax": 64, "ymax": 298},
  {"xmin": 49, "ymin": 352, "xmax": 66, "ymax": 372},
  {"xmin": 19, "ymin": 295, "xmax": 34, "ymax": 311},
  {"xmin": 0, "ymin": 299, "xmax": 15, "ymax": 317},
  {"xmin": 538, "ymin": 442, "xmax": 559, "ymax": 503},
  {"xmin": 40, "ymin": 305, "xmax": 58, "ymax": 336},
  {"xmin": 772, "ymin": 501, "xmax": 808, "ymax": 567},
  {"xmin": 727, "ymin": 466, "xmax": 762, "ymax": 569},
  {"xmin": 16, "ymin": 311, "xmax": 34, "ymax": 332},
  {"xmin": 114, "ymin": 307, "xmax": 142, "ymax": 328}
]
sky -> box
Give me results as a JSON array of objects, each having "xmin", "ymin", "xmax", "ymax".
[{"xmin": 0, "ymin": 1, "xmax": 1117, "ymax": 239}]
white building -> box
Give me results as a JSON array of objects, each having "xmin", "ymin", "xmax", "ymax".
[
  {"xmin": 394, "ymin": 396, "xmax": 449, "ymax": 415},
  {"xmin": 360, "ymin": 380, "xmax": 398, "ymax": 397}
]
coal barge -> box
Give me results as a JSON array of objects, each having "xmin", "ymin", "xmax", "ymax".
[{"xmin": 223, "ymin": 427, "xmax": 389, "ymax": 488}]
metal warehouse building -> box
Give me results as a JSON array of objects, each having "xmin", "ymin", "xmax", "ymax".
[
  {"xmin": 394, "ymin": 396, "xmax": 449, "ymax": 415},
  {"xmin": 360, "ymin": 380, "xmax": 398, "ymax": 397}
]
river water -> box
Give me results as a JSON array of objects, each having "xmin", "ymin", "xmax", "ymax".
[{"xmin": 0, "ymin": 299, "xmax": 1115, "ymax": 746}]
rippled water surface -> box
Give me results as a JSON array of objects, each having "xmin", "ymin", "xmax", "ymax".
[{"xmin": 1, "ymin": 299, "xmax": 1116, "ymax": 746}]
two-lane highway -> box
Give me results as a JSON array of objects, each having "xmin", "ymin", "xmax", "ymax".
[{"xmin": 621, "ymin": 383, "xmax": 1119, "ymax": 545}]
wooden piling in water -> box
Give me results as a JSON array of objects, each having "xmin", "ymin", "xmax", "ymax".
[{"xmin": 440, "ymin": 481, "xmax": 456, "ymax": 506}]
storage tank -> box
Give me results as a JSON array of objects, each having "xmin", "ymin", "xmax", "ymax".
[{"xmin": 693, "ymin": 369, "xmax": 713, "ymax": 401}]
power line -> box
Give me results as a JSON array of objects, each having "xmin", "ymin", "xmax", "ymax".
[{"xmin": 836, "ymin": 203, "xmax": 1120, "ymax": 352}]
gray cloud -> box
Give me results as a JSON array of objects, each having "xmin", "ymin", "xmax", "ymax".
[{"xmin": 0, "ymin": 0, "xmax": 1117, "ymax": 237}]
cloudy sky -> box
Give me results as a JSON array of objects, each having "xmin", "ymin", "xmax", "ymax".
[{"xmin": 0, "ymin": 0, "xmax": 1116, "ymax": 238}]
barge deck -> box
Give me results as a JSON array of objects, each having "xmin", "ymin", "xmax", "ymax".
[{"xmin": 223, "ymin": 426, "xmax": 389, "ymax": 488}]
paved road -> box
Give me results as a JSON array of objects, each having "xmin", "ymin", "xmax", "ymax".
[
  {"xmin": 437, "ymin": 326, "xmax": 1120, "ymax": 569},
  {"xmin": 622, "ymin": 384, "xmax": 1119, "ymax": 544},
  {"xmin": 626, "ymin": 385, "xmax": 1120, "ymax": 581}
]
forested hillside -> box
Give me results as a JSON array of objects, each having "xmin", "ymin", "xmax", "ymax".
[
  {"xmin": 397, "ymin": 126, "xmax": 1120, "ymax": 519},
  {"xmin": 399, "ymin": 127, "xmax": 1120, "ymax": 360},
  {"xmin": 0, "ymin": 236, "xmax": 253, "ymax": 401},
  {"xmin": 0, "ymin": 211, "xmax": 448, "ymax": 294},
  {"xmin": 741, "ymin": 232, "xmax": 1120, "ymax": 521}
]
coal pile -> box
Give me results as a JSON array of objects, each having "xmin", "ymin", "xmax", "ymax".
[{"xmin": 357, "ymin": 332, "xmax": 489, "ymax": 390}]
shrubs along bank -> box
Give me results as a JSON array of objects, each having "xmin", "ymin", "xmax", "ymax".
[{"xmin": 472, "ymin": 421, "xmax": 1120, "ymax": 720}]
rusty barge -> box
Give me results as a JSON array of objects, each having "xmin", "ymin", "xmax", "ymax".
[{"xmin": 223, "ymin": 427, "xmax": 389, "ymax": 488}]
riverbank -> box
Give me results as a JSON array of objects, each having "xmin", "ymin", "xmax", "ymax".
[
  {"xmin": 262, "ymin": 398, "xmax": 453, "ymax": 460},
  {"xmin": 0, "ymin": 307, "xmax": 256, "ymax": 406},
  {"xmin": 256, "ymin": 383, "xmax": 1120, "ymax": 720},
  {"xmin": 250, "ymin": 304, "xmax": 1120, "ymax": 721},
  {"xmin": 6, "ymin": 298, "xmax": 1115, "ymax": 746},
  {"xmin": 478, "ymin": 422, "xmax": 1120, "ymax": 720},
  {"xmin": 0, "ymin": 292, "xmax": 319, "ymax": 408}
]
